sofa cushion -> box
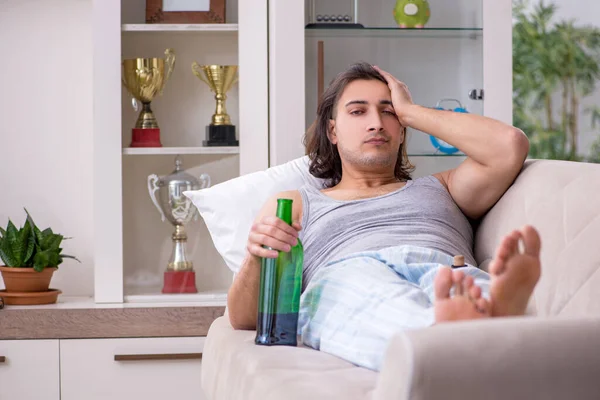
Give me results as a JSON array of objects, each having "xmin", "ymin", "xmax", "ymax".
[
  {"xmin": 202, "ymin": 316, "xmax": 378, "ymax": 400},
  {"xmin": 474, "ymin": 159, "xmax": 600, "ymax": 317}
]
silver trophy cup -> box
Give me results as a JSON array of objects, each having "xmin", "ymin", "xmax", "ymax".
[{"xmin": 148, "ymin": 157, "xmax": 210, "ymax": 274}]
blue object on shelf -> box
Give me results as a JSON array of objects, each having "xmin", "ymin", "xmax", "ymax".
[{"xmin": 429, "ymin": 99, "xmax": 467, "ymax": 154}]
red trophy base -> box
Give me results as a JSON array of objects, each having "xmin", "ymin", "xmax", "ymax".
[
  {"xmin": 130, "ymin": 128, "xmax": 162, "ymax": 148},
  {"xmin": 162, "ymin": 271, "xmax": 198, "ymax": 294}
]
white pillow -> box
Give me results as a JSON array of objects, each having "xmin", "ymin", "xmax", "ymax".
[{"xmin": 183, "ymin": 156, "xmax": 325, "ymax": 273}]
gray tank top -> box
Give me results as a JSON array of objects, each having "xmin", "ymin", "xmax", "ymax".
[{"xmin": 298, "ymin": 175, "xmax": 475, "ymax": 287}]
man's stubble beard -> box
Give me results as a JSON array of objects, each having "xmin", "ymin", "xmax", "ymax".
[{"xmin": 336, "ymin": 141, "xmax": 398, "ymax": 169}]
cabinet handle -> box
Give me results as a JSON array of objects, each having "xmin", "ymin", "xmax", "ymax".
[
  {"xmin": 0, "ymin": 356, "xmax": 5, "ymax": 363},
  {"xmin": 114, "ymin": 353, "xmax": 202, "ymax": 361}
]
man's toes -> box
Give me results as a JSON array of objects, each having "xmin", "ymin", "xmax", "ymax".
[
  {"xmin": 476, "ymin": 298, "xmax": 491, "ymax": 315},
  {"xmin": 521, "ymin": 225, "xmax": 541, "ymax": 257},
  {"xmin": 469, "ymin": 284, "xmax": 482, "ymax": 300},
  {"xmin": 452, "ymin": 270, "xmax": 465, "ymax": 296},
  {"xmin": 434, "ymin": 266, "xmax": 453, "ymax": 300},
  {"xmin": 452, "ymin": 270, "xmax": 465, "ymax": 284},
  {"xmin": 496, "ymin": 231, "xmax": 520, "ymax": 260},
  {"xmin": 462, "ymin": 275, "xmax": 474, "ymax": 294},
  {"xmin": 488, "ymin": 259, "xmax": 501, "ymax": 275},
  {"xmin": 492, "ymin": 230, "xmax": 524, "ymax": 276}
]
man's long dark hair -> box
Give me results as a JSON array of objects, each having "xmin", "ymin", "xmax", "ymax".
[{"xmin": 303, "ymin": 61, "xmax": 414, "ymax": 188}]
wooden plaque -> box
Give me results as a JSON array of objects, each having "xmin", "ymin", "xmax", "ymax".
[{"xmin": 146, "ymin": 0, "xmax": 226, "ymax": 24}]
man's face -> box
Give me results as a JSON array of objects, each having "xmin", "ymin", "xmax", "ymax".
[{"xmin": 329, "ymin": 79, "xmax": 404, "ymax": 170}]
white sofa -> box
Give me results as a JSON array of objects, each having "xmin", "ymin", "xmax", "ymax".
[{"xmin": 201, "ymin": 159, "xmax": 600, "ymax": 400}]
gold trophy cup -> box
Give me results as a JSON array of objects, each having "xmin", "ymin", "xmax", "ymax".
[
  {"xmin": 191, "ymin": 63, "xmax": 239, "ymax": 146},
  {"xmin": 122, "ymin": 48, "xmax": 175, "ymax": 147}
]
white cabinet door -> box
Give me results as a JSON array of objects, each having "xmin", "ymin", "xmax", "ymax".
[
  {"xmin": 0, "ymin": 340, "xmax": 60, "ymax": 400},
  {"xmin": 60, "ymin": 337, "xmax": 206, "ymax": 400}
]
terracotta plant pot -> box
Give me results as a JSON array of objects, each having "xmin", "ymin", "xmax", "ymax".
[{"xmin": 0, "ymin": 266, "xmax": 57, "ymax": 292}]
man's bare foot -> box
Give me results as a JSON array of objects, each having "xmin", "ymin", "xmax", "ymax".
[
  {"xmin": 489, "ymin": 225, "xmax": 542, "ymax": 317},
  {"xmin": 434, "ymin": 267, "xmax": 491, "ymax": 323}
]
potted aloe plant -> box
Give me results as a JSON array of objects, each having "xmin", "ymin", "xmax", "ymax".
[{"xmin": 0, "ymin": 209, "xmax": 79, "ymax": 294}]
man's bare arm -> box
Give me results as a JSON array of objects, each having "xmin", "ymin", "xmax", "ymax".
[
  {"xmin": 374, "ymin": 66, "xmax": 529, "ymax": 220},
  {"xmin": 227, "ymin": 252, "xmax": 262, "ymax": 330},
  {"xmin": 400, "ymin": 104, "xmax": 529, "ymax": 219}
]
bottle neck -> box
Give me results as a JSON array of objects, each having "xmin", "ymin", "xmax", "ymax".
[{"xmin": 276, "ymin": 199, "xmax": 293, "ymax": 225}]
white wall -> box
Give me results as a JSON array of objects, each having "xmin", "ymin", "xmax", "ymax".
[{"xmin": 0, "ymin": 0, "xmax": 94, "ymax": 296}]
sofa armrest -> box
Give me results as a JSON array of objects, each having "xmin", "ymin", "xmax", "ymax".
[{"xmin": 373, "ymin": 316, "xmax": 600, "ymax": 400}]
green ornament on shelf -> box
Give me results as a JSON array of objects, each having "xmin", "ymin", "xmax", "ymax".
[{"xmin": 393, "ymin": 0, "xmax": 431, "ymax": 28}]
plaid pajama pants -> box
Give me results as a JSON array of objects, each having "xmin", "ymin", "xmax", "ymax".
[{"xmin": 298, "ymin": 245, "xmax": 491, "ymax": 371}]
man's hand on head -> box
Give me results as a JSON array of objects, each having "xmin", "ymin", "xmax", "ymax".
[{"xmin": 373, "ymin": 65, "xmax": 414, "ymax": 125}]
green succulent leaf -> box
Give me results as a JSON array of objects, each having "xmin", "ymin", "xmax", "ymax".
[
  {"xmin": 33, "ymin": 225, "xmax": 43, "ymax": 247},
  {"xmin": 46, "ymin": 234, "xmax": 63, "ymax": 251},
  {"xmin": 22, "ymin": 235, "xmax": 35, "ymax": 265},
  {"xmin": 25, "ymin": 209, "xmax": 34, "ymax": 227},
  {"xmin": 60, "ymin": 254, "xmax": 81, "ymax": 263},
  {"xmin": 41, "ymin": 227, "xmax": 54, "ymax": 237},
  {"xmin": 33, "ymin": 251, "xmax": 50, "ymax": 272},
  {"xmin": 24, "ymin": 208, "xmax": 43, "ymax": 240},
  {"xmin": 0, "ymin": 226, "xmax": 5, "ymax": 238},
  {"xmin": 47, "ymin": 251, "xmax": 61, "ymax": 267},
  {"xmin": 13, "ymin": 220, "xmax": 35, "ymax": 267},
  {"xmin": 0, "ymin": 239, "xmax": 17, "ymax": 266},
  {"xmin": 39, "ymin": 229, "xmax": 60, "ymax": 251},
  {"xmin": 6, "ymin": 220, "xmax": 18, "ymax": 247}
]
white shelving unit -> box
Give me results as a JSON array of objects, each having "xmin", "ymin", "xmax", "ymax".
[
  {"xmin": 93, "ymin": 0, "xmax": 269, "ymax": 305},
  {"xmin": 267, "ymin": 0, "xmax": 513, "ymax": 170},
  {"xmin": 123, "ymin": 289, "xmax": 228, "ymax": 305},
  {"xmin": 92, "ymin": 0, "xmax": 511, "ymax": 306}
]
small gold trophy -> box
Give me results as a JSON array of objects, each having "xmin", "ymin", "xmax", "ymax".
[
  {"xmin": 191, "ymin": 63, "xmax": 239, "ymax": 146},
  {"xmin": 122, "ymin": 48, "xmax": 175, "ymax": 147}
]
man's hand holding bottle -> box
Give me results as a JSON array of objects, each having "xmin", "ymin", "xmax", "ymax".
[{"xmin": 247, "ymin": 216, "xmax": 302, "ymax": 259}]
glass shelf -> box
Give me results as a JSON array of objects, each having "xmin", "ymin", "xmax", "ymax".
[
  {"xmin": 123, "ymin": 288, "xmax": 228, "ymax": 305},
  {"xmin": 408, "ymin": 153, "xmax": 466, "ymax": 157},
  {"xmin": 305, "ymin": 27, "xmax": 482, "ymax": 39},
  {"xmin": 122, "ymin": 147, "xmax": 240, "ymax": 155}
]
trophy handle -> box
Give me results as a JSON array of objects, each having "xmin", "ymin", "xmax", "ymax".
[
  {"xmin": 199, "ymin": 173, "xmax": 211, "ymax": 189},
  {"xmin": 161, "ymin": 48, "xmax": 176, "ymax": 95},
  {"xmin": 192, "ymin": 173, "xmax": 211, "ymax": 221},
  {"xmin": 191, "ymin": 62, "xmax": 210, "ymax": 87},
  {"xmin": 121, "ymin": 61, "xmax": 128, "ymax": 90},
  {"xmin": 122, "ymin": 60, "xmax": 140, "ymax": 111},
  {"xmin": 148, "ymin": 174, "xmax": 166, "ymax": 222}
]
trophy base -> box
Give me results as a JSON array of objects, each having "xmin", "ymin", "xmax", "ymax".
[
  {"xmin": 162, "ymin": 270, "xmax": 197, "ymax": 294},
  {"xmin": 204, "ymin": 124, "xmax": 239, "ymax": 146},
  {"xmin": 131, "ymin": 128, "xmax": 163, "ymax": 148}
]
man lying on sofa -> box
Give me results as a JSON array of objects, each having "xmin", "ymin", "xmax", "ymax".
[{"xmin": 227, "ymin": 61, "xmax": 541, "ymax": 372}]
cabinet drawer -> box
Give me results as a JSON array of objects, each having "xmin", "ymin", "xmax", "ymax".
[
  {"xmin": 0, "ymin": 339, "xmax": 60, "ymax": 400},
  {"xmin": 60, "ymin": 337, "xmax": 206, "ymax": 400}
]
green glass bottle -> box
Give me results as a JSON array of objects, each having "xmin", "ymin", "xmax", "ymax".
[{"xmin": 255, "ymin": 198, "xmax": 304, "ymax": 346}]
